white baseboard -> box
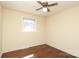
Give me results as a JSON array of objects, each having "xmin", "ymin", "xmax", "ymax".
[{"xmin": 2, "ymin": 43, "xmax": 45, "ymax": 53}]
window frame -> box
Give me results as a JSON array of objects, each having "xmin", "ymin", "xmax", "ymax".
[{"xmin": 22, "ymin": 18, "xmax": 36, "ymax": 32}]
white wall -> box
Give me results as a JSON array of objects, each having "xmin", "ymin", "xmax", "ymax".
[
  {"xmin": 0, "ymin": 5, "xmax": 2, "ymax": 57},
  {"xmin": 46, "ymin": 5, "xmax": 79, "ymax": 57},
  {"xmin": 0, "ymin": 5, "xmax": 2, "ymax": 52},
  {"xmin": 2, "ymin": 8, "xmax": 46, "ymax": 53}
]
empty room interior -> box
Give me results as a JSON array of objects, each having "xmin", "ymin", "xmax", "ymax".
[{"xmin": 0, "ymin": 1, "xmax": 79, "ymax": 58}]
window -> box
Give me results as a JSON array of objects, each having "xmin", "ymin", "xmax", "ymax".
[{"xmin": 22, "ymin": 18, "xmax": 36, "ymax": 32}]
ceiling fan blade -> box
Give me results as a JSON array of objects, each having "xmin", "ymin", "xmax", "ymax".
[
  {"xmin": 48, "ymin": 3, "xmax": 58, "ymax": 7},
  {"xmin": 36, "ymin": 7, "xmax": 43, "ymax": 11},
  {"xmin": 37, "ymin": 1, "xmax": 43, "ymax": 6}
]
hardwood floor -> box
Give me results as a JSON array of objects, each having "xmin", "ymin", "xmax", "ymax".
[{"xmin": 1, "ymin": 44, "xmax": 77, "ymax": 58}]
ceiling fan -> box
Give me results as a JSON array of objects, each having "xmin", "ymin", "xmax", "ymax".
[{"xmin": 36, "ymin": 1, "xmax": 58, "ymax": 12}]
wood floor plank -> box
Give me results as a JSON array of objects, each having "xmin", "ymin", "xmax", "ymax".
[{"xmin": 1, "ymin": 44, "xmax": 77, "ymax": 58}]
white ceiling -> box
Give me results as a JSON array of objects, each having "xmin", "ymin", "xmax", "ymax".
[{"xmin": 0, "ymin": 1, "xmax": 79, "ymax": 16}]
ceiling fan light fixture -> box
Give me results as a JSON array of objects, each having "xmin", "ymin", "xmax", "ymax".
[
  {"xmin": 42, "ymin": 7, "xmax": 48, "ymax": 12},
  {"xmin": 36, "ymin": 1, "xmax": 58, "ymax": 12}
]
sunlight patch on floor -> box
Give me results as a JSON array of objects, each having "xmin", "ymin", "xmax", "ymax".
[{"xmin": 23, "ymin": 54, "xmax": 34, "ymax": 58}]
